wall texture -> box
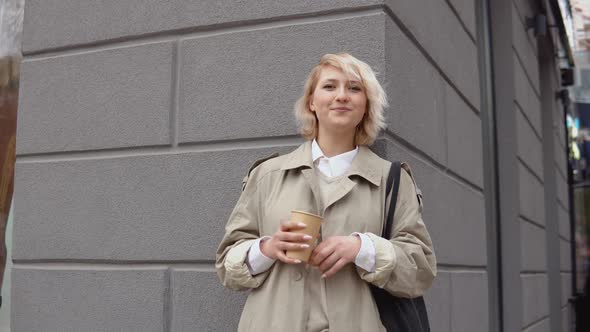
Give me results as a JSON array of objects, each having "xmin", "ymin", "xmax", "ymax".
[
  {"xmin": 12, "ymin": 0, "xmax": 572, "ymax": 331},
  {"xmin": 512, "ymin": 1, "xmax": 551, "ymax": 331},
  {"xmin": 510, "ymin": 0, "xmax": 572, "ymax": 331}
]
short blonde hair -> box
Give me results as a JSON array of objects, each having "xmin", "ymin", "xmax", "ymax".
[{"xmin": 294, "ymin": 53, "xmax": 388, "ymax": 145}]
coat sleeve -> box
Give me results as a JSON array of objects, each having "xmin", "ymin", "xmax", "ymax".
[
  {"xmin": 215, "ymin": 166, "xmax": 273, "ymax": 291},
  {"xmin": 356, "ymin": 166, "xmax": 437, "ymax": 298}
]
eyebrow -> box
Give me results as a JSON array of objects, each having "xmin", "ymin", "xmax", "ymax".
[{"xmin": 322, "ymin": 78, "xmax": 362, "ymax": 84}]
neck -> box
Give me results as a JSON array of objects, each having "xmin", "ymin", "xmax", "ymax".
[{"xmin": 316, "ymin": 128, "xmax": 356, "ymax": 157}]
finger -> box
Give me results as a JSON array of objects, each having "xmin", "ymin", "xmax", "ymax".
[
  {"xmin": 276, "ymin": 241, "xmax": 310, "ymax": 251},
  {"xmin": 322, "ymin": 258, "xmax": 348, "ymax": 279},
  {"xmin": 276, "ymin": 231, "xmax": 313, "ymax": 243},
  {"xmin": 280, "ymin": 220, "xmax": 307, "ymax": 232},
  {"xmin": 309, "ymin": 243, "xmax": 332, "ymax": 266},
  {"xmin": 308, "ymin": 244, "xmax": 322, "ymax": 265},
  {"xmin": 318, "ymin": 252, "xmax": 340, "ymax": 273},
  {"xmin": 276, "ymin": 250, "xmax": 302, "ymax": 264}
]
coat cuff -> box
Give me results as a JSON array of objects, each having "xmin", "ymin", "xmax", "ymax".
[
  {"xmin": 350, "ymin": 232, "xmax": 376, "ymax": 272},
  {"xmin": 224, "ymin": 239, "xmax": 272, "ymax": 289},
  {"xmin": 355, "ymin": 232, "xmax": 398, "ymax": 287},
  {"xmin": 246, "ymin": 236, "xmax": 276, "ymax": 275}
]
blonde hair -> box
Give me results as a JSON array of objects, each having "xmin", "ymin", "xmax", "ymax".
[{"xmin": 294, "ymin": 53, "xmax": 388, "ymax": 145}]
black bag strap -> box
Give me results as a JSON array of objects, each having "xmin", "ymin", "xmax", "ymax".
[{"xmin": 382, "ymin": 161, "xmax": 401, "ymax": 239}]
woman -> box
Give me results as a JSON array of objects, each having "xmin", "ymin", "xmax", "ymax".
[{"xmin": 216, "ymin": 53, "xmax": 436, "ymax": 331}]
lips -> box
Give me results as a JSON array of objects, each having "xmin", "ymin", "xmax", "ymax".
[{"xmin": 331, "ymin": 107, "xmax": 352, "ymax": 112}]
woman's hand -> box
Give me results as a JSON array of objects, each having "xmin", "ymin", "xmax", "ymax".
[
  {"xmin": 260, "ymin": 219, "xmax": 313, "ymax": 264},
  {"xmin": 309, "ymin": 235, "xmax": 361, "ymax": 278}
]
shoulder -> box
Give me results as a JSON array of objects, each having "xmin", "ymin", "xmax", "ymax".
[
  {"xmin": 241, "ymin": 145, "xmax": 301, "ymax": 189},
  {"xmin": 400, "ymin": 162, "xmax": 420, "ymax": 188},
  {"xmin": 373, "ymin": 150, "xmax": 423, "ymax": 208},
  {"xmin": 399, "ymin": 162, "xmax": 423, "ymax": 209},
  {"xmin": 248, "ymin": 153, "xmax": 289, "ymax": 178}
]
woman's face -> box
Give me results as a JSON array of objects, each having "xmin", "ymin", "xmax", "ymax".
[{"xmin": 309, "ymin": 65, "xmax": 367, "ymax": 136}]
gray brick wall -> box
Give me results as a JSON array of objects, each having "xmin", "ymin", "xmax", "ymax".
[
  {"xmin": 171, "ymin": 269, "xmax": 247, "ymax": 331},
  {"xmin": 179, "ymin": 13, "xmax": 385, "ymax": 144},
  {"xmin": 17, "ymin": 43, "xmax": 173, "ymax": 154},
  {"xmin": 521, "ymin": 274, "xmax": 549, "ymax": 328},
  {"xmin": 520, "ymin": 219, "xmax": 548, "ymax": 272},
  {"xmin": 511, "ymin": 0, "xmax": 573, "ymax": 331},
  {"xmin": 13, "ymin": 0, "xmax": 572, "ymax": 331},
  {"xmin": 518, "ymin": 162, "xmax": 546, "ymax": 226},
  {"xmin": 13, "ymin": 268, "xmax": 168, "ymax": 331}
]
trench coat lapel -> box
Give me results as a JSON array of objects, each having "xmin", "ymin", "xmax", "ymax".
[
  {"xmin": 346, "ymin": 144, "xmax": 382, "ymax": 186},
  {"xmin": 321, "ymin": 144, "xmax": 383, "ymax": 213},
  {"xmin": 322, "ymin": 177, "xmax": 357, "ymax": 214},
  {"xmin": 281, "ymin": 141, "xmax": 323, "ymax": 215},
  {"xmin": 281, "ymin": 141, "xmax": 384, "ymax": 216},
  {"xmin": 300, "ymin": 168, "xmax": 323, "ymax": 215}
]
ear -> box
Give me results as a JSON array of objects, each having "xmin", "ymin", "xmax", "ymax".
[{"xmin": 309, "ymin": 100, "xmax": 315, "ymax": 112}]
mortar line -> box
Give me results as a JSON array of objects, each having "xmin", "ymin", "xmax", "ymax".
[
  {"xmin": 514, "ymin": 100, "xmax": 542, "ymax": 142},
  {"xmin": 510, "ymin": 0, "xmax": 540, "ymax": 70},
  {"xmin": 512, "ymin": 45, "xmax": 541, "ymax": 98},
  {"xmin": 436, "ymin": 264, "xmax": 487, "ymax": 272},
  {"xmin": 522, "ymin": 314, "xmax": 550, "ymax": 331},
  {"xmin": 556, "ymin": 199, "xmax": 568, "ymax": 213},
  {"xmin": 443, "ymin": 0, "xmax": 477, "ymax": 44},
  {"xmin": 383, "ymin": 131, "xmax": 484, "ymax": 194},
  {"xmin": 16, "ymin": 135, "xmax": 304, "ymax": 163},
  {"xmin": 520, "ymin": 271, "xmax": 549, "ymax": 275},
  {"xmin": 13, "ymin": 260, "xmax": 217, "ymax": 270},
  {"xmin": 519, "ymin": 214, "xmax": 545, "ymax": 231},
  {"xmin": 24, "ymin": 6, "xmax": 384, "ymax": 59},
  {"xmin": 517, "ymin": 156, "xmax": 544, "ymax": 186},
  {"xmin": 554, "ymin": 161, "xmax": 567, "ymax": 182},
  {"xmin": 382, "ymin": 5, "xmax": 481, "ymax": 117}
]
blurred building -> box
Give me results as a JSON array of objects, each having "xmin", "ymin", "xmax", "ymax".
[
  {"xmin": 0, "ymin": 1, "xmax": 22, "ymax": 330},
  {"xmin": 572, "ymin": 0, "xmax": 590, "ymax": 50}
]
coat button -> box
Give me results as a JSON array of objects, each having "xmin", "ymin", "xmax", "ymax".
[{"xmin": 294, "ymin": 271, "xmax": 303, "ymax": 281}]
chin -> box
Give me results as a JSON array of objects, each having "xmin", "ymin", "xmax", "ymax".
[{"xmin": 325, "ymin": 124, "xmax": 357, "ymax": 134}]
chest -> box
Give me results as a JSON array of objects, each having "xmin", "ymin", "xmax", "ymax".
[{"xmin": 259, "ymin": 169, "xmax": 385, "ymax": 237}]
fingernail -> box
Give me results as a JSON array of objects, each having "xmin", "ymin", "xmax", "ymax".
[
  {"xmin": 294, "ymin": 259, "xmax": 301, "ymax": 264},
  {"xmin": 300, "ymin": 244, "xmax": 309, "ymax": 248},
  {"xmin": 303, "ymin": 235, "xmax": 312, "ymax": 240},
  {"xmin": 297, "ymin": 222, "xmax": 306, "ymax": 227},
  {"xmin": 321, "ymin": 274, "xmax": 327, "ymax": 279}
]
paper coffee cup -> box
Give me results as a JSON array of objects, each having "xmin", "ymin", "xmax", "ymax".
[{"xmin": 286, "ymin": 210, "xmax": 323, "ymax": 262}]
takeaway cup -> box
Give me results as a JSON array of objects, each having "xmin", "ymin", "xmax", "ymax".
[{"xmin": 285, "ymin": 210, "xmax": 323, "ymax": 262}]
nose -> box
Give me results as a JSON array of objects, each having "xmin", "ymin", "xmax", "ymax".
[{"xmin": 335, "ymin": 86, "xmax": 350, "ymax": 102}]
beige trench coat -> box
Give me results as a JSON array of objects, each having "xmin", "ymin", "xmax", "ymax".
[{"xmin": 216, "ymin": 140, "xmax": 437, "ymax": 332}]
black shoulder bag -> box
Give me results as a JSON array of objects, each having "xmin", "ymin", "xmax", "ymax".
[{"xmin": 369, "ymin": 161, "xmax": 430, "ymax": 332}]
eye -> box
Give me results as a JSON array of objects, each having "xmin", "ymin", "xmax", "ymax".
[
  {"xmin": 323, "ymin": 84, "xmax": 334, "ymax": 89},
  {"xmin": 350, "ymin": 86, "xmax": 362, "ymax": 91}
]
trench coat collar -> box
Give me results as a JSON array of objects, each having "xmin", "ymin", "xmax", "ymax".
[{"xmin": 280, "ymin": 140, "xmax": 383, "ymax": 186}]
